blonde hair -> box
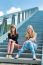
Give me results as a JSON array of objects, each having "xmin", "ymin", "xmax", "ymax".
[
  {"xmin": 27, "ymin": 25, "xmax": 34, "ymax": 32},
  {"xmin": 26, "ymin": 25, "xmax": 36, "ymax": 39}
]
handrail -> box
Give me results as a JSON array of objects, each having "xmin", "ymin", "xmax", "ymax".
[
  {"xmin": 41, "ymin": 45, "xmax": 43, "ymax": 65},
  {"xmin": 0, "ymin": 7, "xmax": 38, "ymax": 18},
  {"xmin": 0, "ymin": 9, "xmax": 38, "ymax": 43},
  {"xmin": 0, "ymin": 7, "xmax": 38, "ymax": 35}
]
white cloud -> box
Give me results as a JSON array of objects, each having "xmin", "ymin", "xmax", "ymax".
[
  {"xmin": 39, "ymin": 5, "xmax": 43, "ymax": 10},
  {"xmin": 7, "ymin": 7, "xmax": 21, "ymax": 14},
  {"xmin": 0, "ymin": 11, "xmax": 4, "ymax": 16},
  {"xmin": 0, "ymin": 11, "xmax": 4, "ymax": 25}
]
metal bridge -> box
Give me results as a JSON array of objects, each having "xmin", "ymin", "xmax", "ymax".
[{"xmin": 0, "ymin": 7, "xmax": 43, "ymax": 65}]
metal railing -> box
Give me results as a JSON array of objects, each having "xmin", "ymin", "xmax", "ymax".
[
  {"xmin": 41, "ymin": 45, "xmax": 43, "ymax": 65},
  {"xmin": 0, "ymin": 7, "xmax": 39, "ymax": 43},
  {"xmin": 0, "ymin": 7, "xmax": 38, "ymax": 36}
]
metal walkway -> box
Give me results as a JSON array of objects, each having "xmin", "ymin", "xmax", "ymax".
[{"xmin": 0, "ymin": 8, "xmax": 43, "ymax": 65}]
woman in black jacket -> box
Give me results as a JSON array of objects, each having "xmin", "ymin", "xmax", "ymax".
[{"xmin": 6, "ymin": 25, "xmax": 20, "ymax": 58}]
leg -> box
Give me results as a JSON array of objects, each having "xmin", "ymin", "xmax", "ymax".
[
  {"xmin": 15, "ymin": 44, "xmax": 26, "ymax": 58},
  {"xmin": 7, "ymin": 41, "xmax": 15, "ymax": 59},
  {"xmin": 14, "ymin": 43, "xmax": 21, "ymax": 49},
  {"xmin": 10, "ymin": 41, "xmax": 15, "ymax": 54},
  {"xmin": 25, "ymin": 40, "xmax": 36, "ymax": 59},
  {"xmin": 15, "ymin": 41, "xmax": 29, "ymax": 59},
  {"xmin": 6, "ymin": 40, "xmax": 12, "ymax": 58},
  {"xmin": 17, "ymin": 41, "xmax": 29, "ymax": 56},
  {"xmin": 10, "ymin": 41, "xmax": 21, "ymax": 54},
  {"xmin": 29, "ymin": 42, "xmax": 36, "ymax": 60},
  {"xmin": 33, "ymin": 43, "xmax": 37, "ymax": 50},
  {"xmin": 7, "ymin": 41, "xmax": 12, "ymax": 54}
]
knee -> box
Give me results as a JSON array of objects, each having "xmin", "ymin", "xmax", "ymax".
[
  {"xmin": 30, "ymin": 45, "xmax": 35, "ymax": 52},
  {"xmin": 31, "ymin": 48, "xmax": 35, "ymax": 53},
  {"xmin": 20, "ymin": 47, "xmax": 24, "ymax": 52}
]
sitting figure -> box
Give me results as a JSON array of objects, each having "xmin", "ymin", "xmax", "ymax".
[
  {"xmin": 15, "ymin": 25, "xmax": 37, "ymax": 60},
  {"xmin": 6, "ymin": 24, "xmax": 20, "ymax": 58}
]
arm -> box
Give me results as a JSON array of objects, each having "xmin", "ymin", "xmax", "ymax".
[
  {"xmin": 8, "ymin": 33, "xmax": 12, "ymax": 42},
  {"xmin": 25, "ymin": 33, "xmax": 30, "ymax": 40},
  {"xmin": 16, "ymin": 33, "xmax": 19, "ymax": 39},
  {"xmin": 30, "ymin": 33, "xmax": 37, "ymax": 42}
]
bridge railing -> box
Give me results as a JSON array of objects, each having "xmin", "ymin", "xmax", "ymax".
[
  {"xmin": 41, "ymin": 45, "xmax": 43, "ymax": 65},
  {"xmin": 0, "ymin": 7, "xmax": 38, "ymax": 36}
]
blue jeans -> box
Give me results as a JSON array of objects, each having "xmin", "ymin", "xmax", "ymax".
[{"xmin": 17, "ymin": 40, "xmax": 37, "ymax": 58}]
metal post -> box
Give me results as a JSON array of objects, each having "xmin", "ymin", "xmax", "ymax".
[
  {"xmin": 12, "ymin": 14, "xmax": 15, "ymax": 24},
  {"xmin": 2, "ymin": 17, "xmax": 7, "ymax": 34},
  {"xmin": 41, "ymin": 46, "xmax": 43, "ymax": 65},
  {"xmin": 17, "ymin": 12, "xmax": 20, "ymax": 24},
  {"xmin": 25, "ymin": 11, "xmax": 27, "ymax": 19},
  {"xmin": 22, "ymin": 11, "xmax": 24, "ymax": 21}
]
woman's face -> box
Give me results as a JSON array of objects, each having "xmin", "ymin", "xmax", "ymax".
[
  {"xmin": 11, "ymin": 27, "xmax": 16, "ymax": 33},
  {"xmin": 27, "ymin": 28, "xmax": 33, "ymax": 35}
]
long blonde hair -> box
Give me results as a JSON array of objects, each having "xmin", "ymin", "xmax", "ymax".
[{"xmin": 26, "ymin": 25, "xmax": 36, "ymax": 39}]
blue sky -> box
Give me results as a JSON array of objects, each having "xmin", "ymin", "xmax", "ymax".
[
  {"xmin": 0, "ymin": 0, "xmax": 43, "ymax": 24},
  {"xmin": 0, "ymin": 0, "xmax": 43, "ymax": 15}
]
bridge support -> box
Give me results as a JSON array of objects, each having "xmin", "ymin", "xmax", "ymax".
[
  {"xmin": 22, "ymin": 11, "xmax": 24, "ymax": 21},
  {"xmin": 17, "ymin": 12, "xmax": 20, "ymax": 24},
  {"xmin": 12, "ymin": 15, "xmax": 15, "ymax": 24},
  {"xmin": 25, "ymin": 10, "xmax": 30, "ymax": 19},
  {"xmin": 41, "ymin": 46, "xmax": 43, "ymax": 65},
  {"xmin": 1, "ymin": 18, "xmax": 7, "ymax": 34}
]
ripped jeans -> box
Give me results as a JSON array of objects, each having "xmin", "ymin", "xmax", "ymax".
[{"xmin": 17, "ymin": 40, "xmax": 37, "ymax": 58}]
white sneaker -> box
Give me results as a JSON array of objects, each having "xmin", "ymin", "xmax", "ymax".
[
  {"xmin": 9, "ymin": 55, "xmax": 14, "ymax": 59},
  {"xmin": 6, "ymin": 55, "xmax": 9, "ymax": 58},
  {"xmin": 33, "ymin": 56, "xmax": 36, "ymax": 60},
  {"xmin": 15, "ymin": 54, "xmax": 19, "ymax": 59}
]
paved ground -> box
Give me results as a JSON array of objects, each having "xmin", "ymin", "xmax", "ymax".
[{"xmin": 0, "ymin": 64, "xmax": 29, "ymax": 65}]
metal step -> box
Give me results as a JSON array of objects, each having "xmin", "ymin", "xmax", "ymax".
[
  {"xmin": 0, "ymin": 57, "xmax": 41, "ymax": 64},
  {"xmin": 0, "ymin": 48, "xmax": 42, "ymax": 54},
  {"xmin": 0, "ymin": 45, "xmax": 42, "ymax": 49},
  {"xmin": 0, "ymin": 52, "xmax": 42, "ymax": 59}
]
